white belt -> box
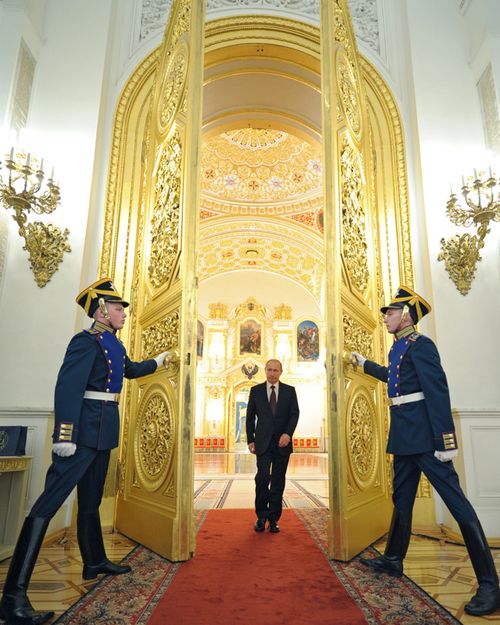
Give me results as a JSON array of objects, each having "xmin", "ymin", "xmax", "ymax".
[
  {"xmin": 83, "ymin": 390, "xmax": 120, "ymax": 402},
  {"xmin": 388, "ymin": 392, "xmax": 425, "ymax": 406}
]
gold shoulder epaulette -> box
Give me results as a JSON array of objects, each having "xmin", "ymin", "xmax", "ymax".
[
  {"xmin": 84, "ymin": 327, "xmax": 100, "ymax": 335},
  {"xmin": 408, "ymin": 331, "xmax": 421, "ymax": 342}
]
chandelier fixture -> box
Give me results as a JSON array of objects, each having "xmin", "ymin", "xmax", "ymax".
[
  {"xmin": 0, "ymin": 148, "xmax": 70, "ymax": 287},
  {"xmin": 438, "ymin": 169, "xmax": 500, "ymax": 295}
]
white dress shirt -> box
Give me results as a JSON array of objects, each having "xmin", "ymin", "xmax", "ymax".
[{"xmin": 266, "ymin": 381, "xmax": 279, "ymax": 402}]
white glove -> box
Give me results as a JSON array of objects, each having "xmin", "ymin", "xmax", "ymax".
[
  {"xmin": 434, "ymin": 449, "xmax": 458, "ymax": 462},
  {"xmin": 154, "ymin": 351, "xmax": 171, "ymax": 368},
  {"xmin": 351, "ymin": 352, "xmax": 367, "ymax": 367},
  {"xmin": 52, "ymin": 442, "xmax": 77, "ymax": 457}
]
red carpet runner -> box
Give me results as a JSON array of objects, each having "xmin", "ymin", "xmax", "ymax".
[{"xmin": 147, "ymin": 509, "xmax": 368, "ymax": 625}]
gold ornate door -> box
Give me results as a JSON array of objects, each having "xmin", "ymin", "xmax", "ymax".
[
  {"xmin": 321, "ymin": 0, "xmax": 392, "ymax": 560},
  {"xmin": 114, "ymin": 0, "xmax": 204, "ymax": 560}
]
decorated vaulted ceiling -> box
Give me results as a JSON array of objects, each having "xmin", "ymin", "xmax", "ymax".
[
  {"xmin": 198, "ymin": 220, "xmax": 324, "ymax": 302},
  {"xmin": 200, "ymin": 128, "xmax": 324, "ymax": 217}
]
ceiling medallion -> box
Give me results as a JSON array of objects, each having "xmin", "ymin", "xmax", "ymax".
[{"xmin": 223, "ymin": 128, "xmax": 287, "ymax": 151}]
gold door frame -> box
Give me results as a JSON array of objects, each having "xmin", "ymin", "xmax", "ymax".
[{"xmin": 99, "ymin": 10, "xmax": 425, "ymax": 561}]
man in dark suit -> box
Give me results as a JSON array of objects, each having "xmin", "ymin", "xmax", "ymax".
[
  {"xmin": 351, "ymin": 286, "xmax": 500, "ymax": 617},
  {"xmin": 0, "ymin": 278, "xmax": 170, "ymax": 625},
  {"xmin": 246, "ymin": 359, "xmax": 299, "ymax": 533}
]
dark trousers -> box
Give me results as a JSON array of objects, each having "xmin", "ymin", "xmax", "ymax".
[
  {"xmin": 29, "ymin": 446, "xmax": 110, "ymax": 519},
  {"xmin": 255, "ymin": 437, "xmax": 290, "ymax": 522},
  {"xmin": 393, "ymin": 452, "xmax": 478, "ymax": 524}
]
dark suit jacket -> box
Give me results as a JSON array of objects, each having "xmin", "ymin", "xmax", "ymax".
[{"xmin": 246, "ymin": 381, "xmax": 300, "ymax": 456}]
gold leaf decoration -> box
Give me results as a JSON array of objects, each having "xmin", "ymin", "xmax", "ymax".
[
  {"xmin": 148, "ymin": 131, "xmax": 182, "ymax": 289},
  {"xmin": 142, "ymin": 311, "xmax": 180, "ymax": 359},
  {"xmin": 135, "ymin": 392, "xmax": 173, "ymax": 491},
  {"xmin": 343, "ymin": 313, "xmax": 374, "ymax": 358},
  {"xmin": 340, "ymin": 139, "xmax": 369, "ymax": 292},
  {"xmin": 157, "ymin": 42, "xmax": 188, "ymax": 135},
  {"xmin": 347, "ymin": 393, "xmax": 377, "ymax": 488},
  {"xmin": 337, "ymin": 49, "xmax": 362, "ymax": 140},
  {"xmin": 22, "ymin": 222, "xmax": 71, "ymax": 287},
  {"xmin": 437, "ymin": 233, "xmax": 483, "ymax": 296}
]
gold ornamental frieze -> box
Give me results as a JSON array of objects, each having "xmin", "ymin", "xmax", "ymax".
[
  {"xmin": 347, "ymin": 390, "xmax": 378, "ymax": 490},
  {"xmin": 340, "ymin": 139, "xmax": 369, "ymax": 293},
  {"xmin": 148, "ymin": 131, "xmax": 182, "ymax": 289},
  {"xmin": 342, "ymin": 313, "xmax": 373, "ymax": 359},
  {"xmin": 134, "ymin": 388, "xmax": 174, "ymax": 492},
  {"xmin": 157, "ymin": 40, "xmax": 188, "ymax": 135},
  {"xmin": 142, "ymin": 311, "xmax": 180, "ymax": 359},
  {"xmin": 336, "ymin": 48, "xmax": 362, "ymax": 141}
]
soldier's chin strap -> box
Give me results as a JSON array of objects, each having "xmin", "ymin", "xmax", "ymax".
[
  {"xmin": 397, "ymin": 305, "xmax": 412, "ymax": 331},
  {"xmin": 98, "ymin": 297, "xmax": 118, "ymax": 332}
]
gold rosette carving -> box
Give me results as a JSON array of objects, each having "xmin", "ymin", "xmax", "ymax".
[
  {"xmin": 340, "ymin": 139, "xmax": 369, "ymax": 293},
  {"xmin": 134, "ymin": 389, "xmax": 174, "ymax": 492},
  {"xmin": 347, "ymin": 391, "xmax": 377, "ymax": 489},
  {"xmin": 157, "ymin": 41, "xmax": 188, "ymax": 135},
  {"xmin": 148, "ymin": 131, "xmax": 182, "ymax": 288}
]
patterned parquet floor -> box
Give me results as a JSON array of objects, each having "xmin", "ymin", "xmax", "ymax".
[{"xmin": 0, "ymin": 453, "xmax": 499, "ymax": 624}]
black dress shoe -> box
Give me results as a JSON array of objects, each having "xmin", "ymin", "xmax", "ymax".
[
  {"xmin": 464, "ymin": 584, "xmax": 500, "ymax": 616},
  {"xmin": 359, "ymin": 555, "xmax": 402, "ymax": 577},
  {"xmin": 254, "ymin": 518, "xmax": 266, "ymax": 532},
  {"xmin": 269, "ymin": 520, "xmax": 280, "ymax": 533},
  {"xmin": 82, "ymin": 560, "xmax": 131, "ymax": 580}
]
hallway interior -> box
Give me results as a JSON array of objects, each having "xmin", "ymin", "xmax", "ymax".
[{"xmin": 0, "ymin": 453, "xmax": 498, "ymax": 624}]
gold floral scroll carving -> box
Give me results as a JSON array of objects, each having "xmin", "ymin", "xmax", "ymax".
[
  {"xmin": 22, "ymin": 222, "xmax": 71, "ymax": 288},
  {"xmin": 157, "ymin": 41, "xmax": 188, "ymax": 135},
  {"xmin": 148, "ymin": 131, "xmax": 182, "ymax": 289},
  {"xmin": 337, "ymin": 49, "xmax": 362, "ymax": 141},
  {"xmin": 340, "ymin": 139, "xmax": 369, "ymax": 293},
  {"xmin": 142, "ymin": 311, "xmax": 180, "ymax": 359},
  {"xmin": 437, "ymin": 233, "xmax": 483, "ymax": 296},
  {"xmin": 343, "ymin": 313, "xmax": 373, "ymax": 359},
  {"xmin": 134, "ymin": 392, "xmax": 174, "ymax": 491}
]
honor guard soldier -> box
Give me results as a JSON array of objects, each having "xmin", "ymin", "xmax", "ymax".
[
  {"xmin": 351, "ymin": 286, "xmax": 500, "ymax": 617},
  {"xmin": 0, "ymin": 279, "xmax": 171, "ymax": 625}
]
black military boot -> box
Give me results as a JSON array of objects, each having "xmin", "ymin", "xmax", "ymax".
[
  {"xmin": 360, "ymin": 508, "xmax": 412, "ymax": 577},
  {"xmin": 0, "ymin": 517, "xmax": 54, "ymax": 625},
  {"xmin": 460, "ymin": 521, "xmax": 500, "ymax": 616},
  {"xmin": 77, "ymin": 511, "xmax": 131, "ymax": 580}
]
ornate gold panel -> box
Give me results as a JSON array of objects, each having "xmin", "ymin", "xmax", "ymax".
[
  {"xmin": 157, "ymin": 41, "xmax": 188, "ymax": 135},
  {"xmin": 134, "ymin": 385, "xmax": 175, "ymax": 492},
  {"xmin": 142, "ymin": 311, "xmax": 180, "ymax": 359},
  {"xmin": 148, "ymin": 131, "xmax": 183, "ymax": 289},
  {"xmin": 342, "ymin": 312, "xmax": 374, "ymax": 359},
  {"xmin": 346, "ymin": 389, "xmax": 378, "ymax": 490},
  {"xmin": 336, "ymin": 48, "xmax": 362, "ymax": 142}
]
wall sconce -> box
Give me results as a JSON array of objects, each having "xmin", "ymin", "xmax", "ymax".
[
  {"xmin": 438, "ymin": 169, "xmax": 499, "ymax": 295},
  {"xmin": 0, "ymin": 148, "xmax": 71, "ymax": 287}
]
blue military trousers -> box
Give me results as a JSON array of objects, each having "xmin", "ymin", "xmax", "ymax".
[
  {"xmin": 29, "ymin": 446, "xmax": 110, "ymax": 519},
  {"xmin": 392, "ymin": 451, "xmax": 478, "ymax": 525}
]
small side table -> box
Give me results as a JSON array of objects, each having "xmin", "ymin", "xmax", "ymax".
[{"xmin": 0, "ymin": 456, "xmax": 32, "ymax": 561}]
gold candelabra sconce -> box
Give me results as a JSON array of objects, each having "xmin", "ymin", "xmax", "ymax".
[
  {"xmin": 0, "ymin": 148, "xmax": 71, "ymax": 287},
  {"xmin": 438, "ymin": 168, "xmax": 500, "ymax": 295}
]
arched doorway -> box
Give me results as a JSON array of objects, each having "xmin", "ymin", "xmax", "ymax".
[{"xmin": 101, "ymin": 4, "xmax": 423, "ymax": 562}]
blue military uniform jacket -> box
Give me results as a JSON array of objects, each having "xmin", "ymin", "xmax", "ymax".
[
  {"xmin": 364, "ymin": 327, "xmax": 458, "ymax": 455},
  {"xmin": 52, "ymin": 320, "xmax": 157, "ymax": 450}
]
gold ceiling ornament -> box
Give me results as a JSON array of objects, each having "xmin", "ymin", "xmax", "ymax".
[
  {"xmin": 200, "ymin": 128, "xmax": 323, "ymax": 207},
  {"xmin": 438, "ymin": 169, "xmax": 500, "ymax": 295},
  {"xmin": 0, "ymin": 148, "xmax": 70, "ymax": 287}
]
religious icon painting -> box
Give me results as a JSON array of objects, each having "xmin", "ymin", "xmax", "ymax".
[
  {"xmin": 297, "ymin": 320, "xmax": 319, "ymax": 361},
  {"xmin": 239, "ymin": 319, "xmax": 262, "ymax": 355}
]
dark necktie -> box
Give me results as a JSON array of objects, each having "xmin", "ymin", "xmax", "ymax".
[{"xmin": 270, "ymin": 385, "xmax": 276, "ymax": 416}]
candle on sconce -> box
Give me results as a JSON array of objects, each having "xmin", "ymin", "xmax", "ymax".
[
  {"xmin": 489, "ymin": 165, "xmax": 493, "ymax": 178},
  {"xmin": 9, "ymin": 147, "xmax": 14, "ymax": 160},
  {"xmin": 26, "ymin": 153, "xmax": 31, "ymax": 167},
  {"xmin": 50, "ymin": 167, "xmax": 54, "ymax": 180},
  {"xmin": 39, "ymin": 159, "xmax": 44, "ymax": 172},
  {"xmin": 462, "ymin": 175, "xmax": 465, "ymax": 187},
  {"xmin": 474, "ymin": 168, "xmax": 478, "ymax": 179}
]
